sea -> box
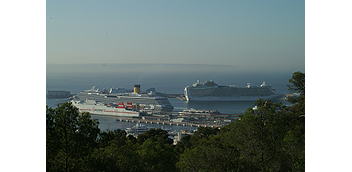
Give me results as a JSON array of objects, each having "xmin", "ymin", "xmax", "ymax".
[{"xmin": 46, "ymin": 64, "xmax": 297, "ymax": 132}]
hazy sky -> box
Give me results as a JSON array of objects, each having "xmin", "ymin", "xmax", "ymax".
[{"xmin": 47, "ymin": 0, "xmax": 305, "ymax": 72}]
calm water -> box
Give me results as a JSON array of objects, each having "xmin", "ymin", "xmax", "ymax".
[{"xmin": 46, "ymin": 64, "xmax": 295, "ymax": 131}]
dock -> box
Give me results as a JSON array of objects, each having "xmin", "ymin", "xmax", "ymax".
[
  {"xmin": 116, "ymin": 118, "xmax": 221, "ymax": 128},
  {"xmin": 165, "ymin": 94, "xmax": 186, "ymax": 101},
  {"xmin": 47, "ymin": 90, "xmax": 72, "ymax": 98},
  {"xmin": 115, "ymin": 111, "xmax": 239, "ymax": 128}
]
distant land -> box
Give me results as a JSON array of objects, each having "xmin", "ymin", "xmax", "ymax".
[{"xmin": 46, "ymin": 63, "xmax": 302, "ymax": 75}]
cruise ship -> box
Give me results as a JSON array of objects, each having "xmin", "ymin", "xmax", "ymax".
[
  {"xmin": 184, "ymin": 80, "xmax": 283, "ymax": 101},
  {"xmin": 71, "ymin": 100, "xmax": 140, "ymax": 117},
  {"xmin": 70, "ymin": 85, "xmax": 174, "ymax": 113}
]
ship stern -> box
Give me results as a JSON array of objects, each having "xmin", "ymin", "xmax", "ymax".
[{"xmin": 184, "ymin": 86, "xmax": 190, "ymax": 101}]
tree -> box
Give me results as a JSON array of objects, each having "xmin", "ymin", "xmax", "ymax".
[
  {"xmin": 137, "ymin": 128, "xmax": 173, "ymax": 145},
  {"xmin": 137, "ymin": 139, "xmax": 178, "ymax": 172},
  {"xmin": 176, "ymin": 126, "xmax": 240, "ymax": 172},
  {"xmin": 46, "ymin": 102, "xmax": 100, "ymax": 172},
  {"xmin": 98, "ymin": 129, "xmax": 128, "ymax": 148},
  {"xmin": 173, "ymin": 134, "xmax": 192, "ymax": 156},
  {"xmin": 86, "ymin": 140, "xmax": 142, "ymax": 172},
  {"xmin": 189, "ymin": 126, "xmax": 220, "ymax": 149},
  {"xmin": 287, "ymin": 71, "xmax": 305, "ymax": 95},
  {"xmin": 177, "ymin": 135, "xmax": 240, "ymax": 172},
  {"xmin": 287, "ymin": 71, "xmax": 305, "ymax": 105},
  {"xmin": 134, "ymin": 128, "xmax": 177, "ymax": 171},
  {"xmin": 284, "ymin": 72, "xmax": 305, "ymax": 171},
  {"xmin": 216, "ymin": 98, "xmax": 305, "ymax": 172}
]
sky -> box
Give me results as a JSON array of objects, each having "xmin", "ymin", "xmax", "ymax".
[{"xmin": 47, "ymin": 0, "xmax": 305, "ymax": 72}]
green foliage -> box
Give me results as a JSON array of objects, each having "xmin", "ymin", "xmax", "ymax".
[
  {"xmin": 177, "ymin": 135, "xmax": 240, "ymax": 172},
  {"xmin": 87, "ymin": 133, "xmax": 177, "ymax": 172},
  {"xmin": 226, "ymin": 100, "xmax": 290, "ymax": 171},
  {"xmin": 287, "ymin": 71, "xmax": 305, "ymax": 106},
  {"xmin": 287, "ymin": 71, "xmax": 305, "ymax": 95},
  {"xmin": 137, "ymin": 128, "xmax": 173, "ymax": 145},
  {"xmin": 190, "ymin": 126, "xmax": 220, "ymax": 147},
  {"xmin": 173, "ymin": 135, "xmax": 192, "ymax": 156},
  {"xmin": 86, "ymin": 141, "xmax": 142, "ymax": 172},
  {"xmin": 177, "ymin": 92, "xmax": 305, "ymax": 172},
  {"xmin": 98, "ymin": 129, "xmax": 128, "ymax": 148},
  {"xmin": 46, "ymin": 102, "xmax": 100, "ymax": 171},
  {"xmin": 138, "ymin": 140, "xmax": 178, "ymax": 172},
  {"xmin": 47, "ymin": 103, "xmax": 176, "ymax": 172}
]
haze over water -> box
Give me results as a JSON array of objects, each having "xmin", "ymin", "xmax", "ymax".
[{"xmin": 47, "ymin": 63, "xmax": 295, "ymax": 95}]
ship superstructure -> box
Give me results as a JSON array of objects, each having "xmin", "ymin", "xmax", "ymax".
[
  {"xmin": 71, "ymin": 85, "xmax": 174, "ymax": 113},
  {"xmin": 184, "ymin": 80, "xmax": 283, "ymax": 101},
  {"xmin": 125, "ymin": 123, "xmax": 154, "ymax": 136}
]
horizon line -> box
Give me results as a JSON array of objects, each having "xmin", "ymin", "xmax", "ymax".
[{"xmin": 46, "ymin": 63, "xmax": 236, "ymax": 67}]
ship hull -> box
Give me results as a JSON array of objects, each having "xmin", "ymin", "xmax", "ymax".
[
  {"xmin": 184, "ymin": 81, "xmax": 284, "ymax": 102},
  {"xmin": 72, "ymin": 87, "xmax": 174, "ymax": 113},
  {"xmin": 185, "ymin": 94, "xmax": 284, "ymax": 101},
  {"xmin": 71, "ymin": 101, "xmax": 140, "ymax": 117}
]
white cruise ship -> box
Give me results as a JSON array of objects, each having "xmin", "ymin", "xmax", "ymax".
[
  {"xmin": 71, "ymin": 100, "xmax": 140, "ymax": 117},
  {"xmin": 184, "ymin": 80, "xmax": 283, "ymax": 101},
  {"xmin": 70, "ymin": 85, "xmax": 174, "ymax": 113}
]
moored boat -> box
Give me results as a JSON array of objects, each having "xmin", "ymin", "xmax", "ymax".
[
  {"xmin": 125, "ymin": 123, "xmax": 154, "ymax": 136},
  {"xmin": 71, "ymin": 100, "xmax": 140, "ymax": 117},
  {"xmin": 71, "ymin": 85, "xmax": 174, "ymax": 113},
  {"xmin": 184, "ymin": 80, "xmax": 283, "ymax": 101}
]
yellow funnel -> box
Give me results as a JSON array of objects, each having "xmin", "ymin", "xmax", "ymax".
[{"xmin": 134, "ymin": 84, "xmax": 140, "ymax": 93}]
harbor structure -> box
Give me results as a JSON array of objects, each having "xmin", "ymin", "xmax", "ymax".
[{"xmin": 47, "ymin": 90, "xmax": 71, "ymax": 98}]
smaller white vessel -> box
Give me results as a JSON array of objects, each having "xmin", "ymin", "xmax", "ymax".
[
  {"xmin": 71, "ymin": 100, "xmax": 140, "ymax": 117},
  {"xmin": 125, "ymin": 123, "xmax": 154, "ymax": 136}
]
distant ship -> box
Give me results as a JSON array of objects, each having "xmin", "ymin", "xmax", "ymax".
[
  {"xmin": 125, "ymin": 123, "xmax": 154, "ymax": 136},
  {"xmin": 71, "ymin": 100, "xmax": 140, "ymax": 117},
  {"xmin": 184, "ymin": 80, "xmax": 283, "ymax": 101},
  {"xmin": 47, "ymin": 90, "xmax": 72, "ymax": 98},
  {"xmin": 70, "ymin": 84, "xmax": 174, "ymax": 113}
]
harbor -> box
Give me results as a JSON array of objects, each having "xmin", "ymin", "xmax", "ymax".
[{"xmin": 46, "ymin": 83, "xmax": 290, "ymax": 140}]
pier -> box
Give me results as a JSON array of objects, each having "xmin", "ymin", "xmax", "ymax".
[
  {"xmin": 46, "ymin": 90, "xmax": 73, "ymax": 98},
  {"xmin": 116, "ymin": 118, "xmax": 221, "ymax": 128},
  {"xmin": 165, "ymin": 94, "xmax": 186, "ymax": 101}
]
